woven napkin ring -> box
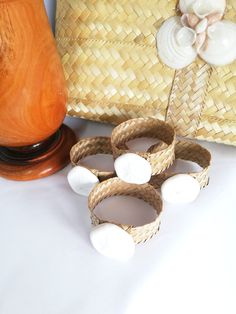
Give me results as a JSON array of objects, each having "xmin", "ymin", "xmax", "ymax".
[
  {"xmin": 149, "ymin": 140, "xmax": 211, "ymax": 204},
  {"xmin": 88, "ymin": 178, "xmax": 163, "ymax": 260},
  {"xmin": 68, "ymin": 137, "xmax": 115, "ymax": 196},
  {"xmin": 111, "ymin": 118, "xmax": 176, "ymax": 184}
]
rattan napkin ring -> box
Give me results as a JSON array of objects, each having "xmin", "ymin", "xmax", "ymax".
[
  {"xmin": 149, "ymin": 140, "xmax": 211, "ymax": 204},
  {"xmin": 88, "ymin": 178, "xmax": 163, "ymax": 260},
  {"xmin": 111, "ymin": 118, "xmax": 176, "ymax": 184},
  {"xmin": 68, "ymin": 137, "xmax": 115, "ymax": 196}
]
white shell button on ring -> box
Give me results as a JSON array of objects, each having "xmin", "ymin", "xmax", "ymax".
[
  {"xmin": 90, "ymin": 223, "xmax": 135, "ymax": 260},
  {"xmin": 67, "ymin": 166, "xmax": 99, "ymax": 197},
  {"xmin": 114, "ymin": 153, "xmax": 152, "ymax": 184},
  {"xmin": 161, "ymin": 174, "xmax": 201, "ymax": 204}
]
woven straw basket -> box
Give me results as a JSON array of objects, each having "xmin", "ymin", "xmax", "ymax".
[{"xmin": 56, "ymin": 0, "xmax": 236, "ymax": 146}]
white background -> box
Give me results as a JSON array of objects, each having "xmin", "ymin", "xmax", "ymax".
[{"xmin": 0, "ymin": 1, "xmax": 236, "ymax": 313}]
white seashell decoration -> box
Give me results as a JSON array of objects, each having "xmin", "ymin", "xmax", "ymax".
[
  {"xmin": 156, "ymin": 17, "xmax": 197, "ymax": 70},
  {"xmin": 90, "ymin": 223, "xmax": 135, "ymax": 260},
  {"xmin": 176, "ymin": 25, "xmax": 197, "ymax": 47},
  {"xmin": 114, "ymin": 153, "xmax": 152, "ymax": 184},
  {"xmin": 195, "ymin": 18, "xmax": 208, "ymax": 33},
  {"xmin": 179, "ymin": 0, "xmax": 226, "ymax": 17},
  {"xmin": 199, "ymin": 21, "xmax": 236, "ymax": 66},
  {"xmin": 161, "ymin": 174, "xmax": 201, "ymax": 204},
  {"xmin": 156, "ymin": 0, "xmax": 236, "ymax": 69},
  {"xmin": 67, "ymin": 166, "xmax": 99, "ymax": 197}
]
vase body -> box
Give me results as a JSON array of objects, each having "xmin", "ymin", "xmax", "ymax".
[
  {"xmin": 0, "ymin": 0, "xmax": 76, "ymax": 180},
  {"xmin": 0, "ymin": 0, "xmax": 67, "ymax": 147}
]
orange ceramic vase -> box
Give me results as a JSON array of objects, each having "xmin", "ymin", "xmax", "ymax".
[{"xmin": 0, "ymin": 0, "xmax": 76, "ymax": 180}]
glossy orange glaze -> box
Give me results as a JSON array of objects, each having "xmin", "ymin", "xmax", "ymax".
[{"xmin": 0, "ymin": 0, "xmax": 67, "ymax": 147}]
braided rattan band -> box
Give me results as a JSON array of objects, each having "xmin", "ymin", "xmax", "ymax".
[
  {"xmin": 166, "ymin": 62, "xmax": 213, "ymax": 138},
  {"xmin": 88, "ymin": 178, "xmax": 163, "ymax": 244},
  {"xmin": 149, "ymin": 140, "xmax": 211, "ymax": 189},
  {"xmin": 70, "ymin": 137, "xmax": 115, "ymax": 182},
  {"xmin": 111, "ymin": 118, "xmax": 176, "ymax": 175}
]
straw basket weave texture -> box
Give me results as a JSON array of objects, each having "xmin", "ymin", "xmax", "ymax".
[{"xmin": 56, "ymin": 0, "xmax": 236, "ymax": 146}]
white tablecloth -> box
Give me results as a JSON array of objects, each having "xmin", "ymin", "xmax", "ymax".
[
  {"xmin": 0, "ymin": 2, "xmax": 235, "ymax": 313},
  {"xmin": 1, "ymin": 117, "xmax": 236, "ymax": 314}
]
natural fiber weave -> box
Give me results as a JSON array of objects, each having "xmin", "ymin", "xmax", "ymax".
[
  {"xmin": 70, "ymin": 137, "xmax": 115, "ymax": 182},
  {"xmin": 149, "ymin": 140, "xmax": 211, "ymax": 190},
  {"xmin": 166, "ymin": 62, "xmax": 213, "ymax": 138},
  {"xmin": 111, "ymin": 118, "xmax": 176, "ymax": 175},
  {"xmin": 56, "ymin": 0, "xmax": 236, "ymax": 146},
  {"xmin": 88, "ymin": 178, "xmax": 162, "ymax": 244}
]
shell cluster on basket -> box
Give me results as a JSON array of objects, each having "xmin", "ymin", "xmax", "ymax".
[
  {"xmin": 157, "ymin": 0, "xmax": 236, "ymax": 69},
  {"xmin": 67, "ymin": 118, "xmax": 211, "ymax": 260}
]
